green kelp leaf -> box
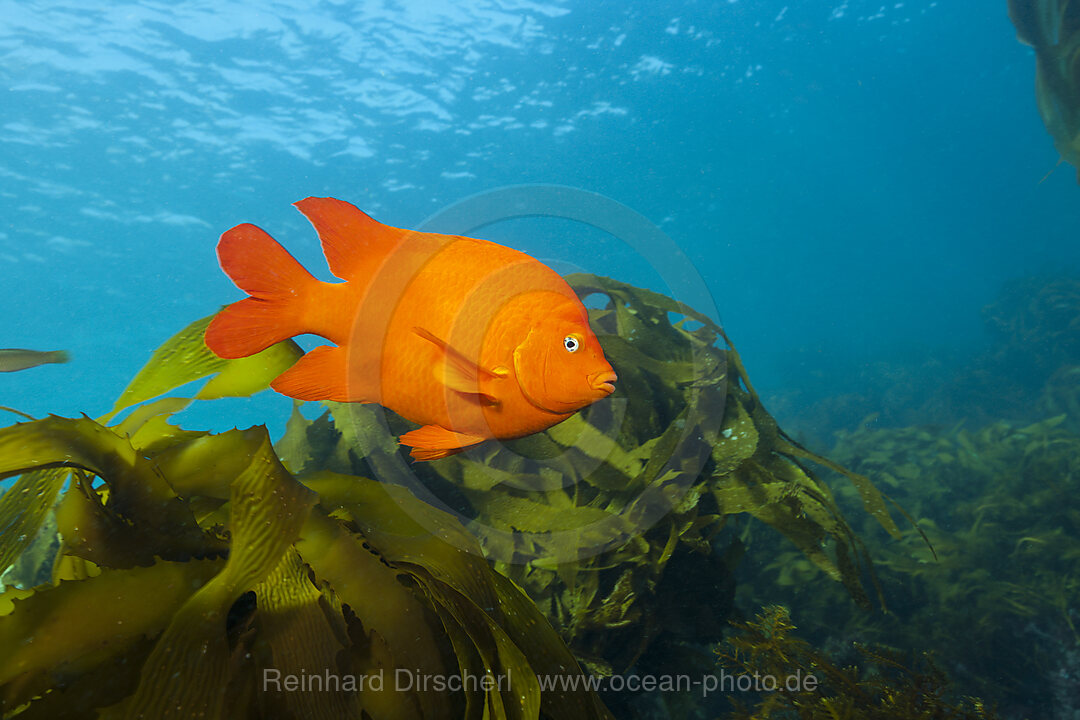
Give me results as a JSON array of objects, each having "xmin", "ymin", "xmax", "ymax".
[
  {"xmin": 323, "ymin": 402, "xmax": 403, "ymax": 485},
  {"xmin": 110, "ymin": 431, "xmax": 315, "ymax": 720},
  {"xmin": 252, "ymin": 549, "xmax": 358, "ymax": 720},
  {"xmin": 0, "ymin": 559, "xmax": 223, "ymax": 703},
  {"xmin": 777, "ymin": 435, "xmax": 903, "ymax": 540},
  {"xmin": 569, "ymin": 273, "xmax": 720, "ymax": 342},
  {"xmin": 151, "ymin": 426, "xmax": 271, "ymax": 501},
  {"xmin": 305, "ymin": 472, "xmax": 502, "ymax": 621},
  {"xmin": 112, "ymin": 396, "xmax": 192, "ymax": 438},
  {"xmin": 407, "ymin": 566, "xmax": 541, "ymax": 720},
  {"xmin": 599, "ymin": 335, "xmax": 701, "ymax": 385},
  {"xmin": 546, "ymin": 413, "xmax": 642, "ymax": 480},
  {"xmin": 458, "ymin": 462, "xmax": 533, "ymax": 493},
  {"xmin": 0, "ymin": 502, "xmax": 60, "ymax": 591},
  {"xmin": 196, "ymin": 341, "xmax": 302, "ymax": 400},
  {"xmin": 296, "ymin": 510, "xmax": 451, "ymax": 720},
  {"xmin": 728, "ymin": 499, "xmax": 839, "ymax": 583},
  {"xmin": 712, "ymin": 463, "xmax": 840, "ymax": 577},
  {"xmin": 0, "ymin": 416, "xmax": 212, "ymax": 568},
  {"xmin": 0, "ymin": 469, "xmax": 67, "ymax": 580},
  {"xmin": 4, "ymin": 635, "xmax": 158, "ymax": 720},
  {"xmin": 474, "ymin": 493, "xmax": 616, "ymax": 534},
  {"xmin": 489, "ymin": 571, "xmax": 613, "ymax": 720},
  {"xmin": 321, "ymin": 473, "xmax": 599, "ymax": 716},
  {"xmin": 101, "ymin": 314, "xmax": 301, "ymax": 422},
  {"xmin": 712, "ymin": 399, "xmax": 759, "ymax": 476},
  {"xmin": 299, "ymin": 471, "xmax": 610, "ymax": 719},
  {"xmin": 412, "ymin": 589, "xmax": 485, "ymax": 720},
  {"xmin": 275, "ymin": 402, "xmax": 315, "ymax": 473},
  {"xmin": 111, "ymin": 397, "xmax": 201, "ymax": 454}
]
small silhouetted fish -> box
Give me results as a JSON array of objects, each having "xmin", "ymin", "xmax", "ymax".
[{"xmin": 0, "ymin": 349, "xmax": 70, "ymax": 373}]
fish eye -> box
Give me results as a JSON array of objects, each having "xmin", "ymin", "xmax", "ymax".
[{"xmin": 563, "ymin": 335, "xmax": 580, "ymax": 353}]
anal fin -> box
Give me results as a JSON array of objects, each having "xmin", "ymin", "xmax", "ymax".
[
  {"xmin": 271, "ymin": 345, "xmax": 376, "ymax": 402},
  {"xmin": 399, "ymin": 425, "xmax": 486, "ymax": 461}
]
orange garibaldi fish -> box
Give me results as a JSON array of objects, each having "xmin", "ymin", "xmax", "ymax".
[{"xmin": 204, "ymin": 197, "xmax": 617, "ymax": 461}]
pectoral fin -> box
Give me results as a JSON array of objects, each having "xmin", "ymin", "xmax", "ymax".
[
  {"xmin": 413, "ymin": 326, "xmax": 500, "ymax": 405},
  {"xmin": 399, "ymin": 424, "xmax": 486, "ymax": 461}
]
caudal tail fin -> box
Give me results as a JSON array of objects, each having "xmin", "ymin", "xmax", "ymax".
[{"xmin": 205, "ymin": 223, "xmax": 319, "ymax": 359}]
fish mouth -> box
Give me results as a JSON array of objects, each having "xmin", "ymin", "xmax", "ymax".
[{"xmin": 590, "ymin": 370, "xmax": 618, "ymax": 396}]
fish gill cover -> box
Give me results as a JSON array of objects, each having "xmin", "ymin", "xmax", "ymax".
[{"xmin": 0, "ymin": 275, "xmax": 907, "ymax": 719}]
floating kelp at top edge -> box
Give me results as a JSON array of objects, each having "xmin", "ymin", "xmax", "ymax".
[
  {"xmin": 100, "ymin": 314, "xmax": 302, "ymax": 423},
  {"xmin": 1009, "ymin": 0, "xmax": 1080, "ymax": 182}
]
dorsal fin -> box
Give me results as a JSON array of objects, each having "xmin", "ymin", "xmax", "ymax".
[{"xmin": 293, "ymin": 197, "xmax": 407, "ymax": 281}]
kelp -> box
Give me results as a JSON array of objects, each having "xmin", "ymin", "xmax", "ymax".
[
  {"xmin": 1010, "ymin": 0, "xmax": 1080, "ymax": 182},
  {"xmin": 99, "ymin": 314, "xmax": 304, "ymax": 424},
  {"xmin": 271, "ymin": 274, "xmax": 902, "ymax": 681},
  {"xmin": 717, "ymin": 605, "xmax": 1000, "ymax": 720},
  {"xmin": 0, "ymin": 276, "xmax": 898, "ymax": 718},
  {"xmin": 0, "ymin": 397, "xmax": 609, "ymax": 717}
]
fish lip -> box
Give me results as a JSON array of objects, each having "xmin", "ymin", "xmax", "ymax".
[{"xmin": 590, "ymin": 370, "xmax": 618, "ymax": 395}]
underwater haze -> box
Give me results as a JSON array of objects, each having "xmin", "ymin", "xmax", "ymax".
[
  {"xmin": 6, "ymin": 2, "xmax": 1080, "ymax": 720},
  {"xmin": 3, "ymin": 0, "xmax": 1078, "ymax": 430}
]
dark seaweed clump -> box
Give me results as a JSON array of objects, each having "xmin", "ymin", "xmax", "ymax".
[
  {"xmin": 718, "ymin": 605, "xmax": 1000, "ymax": 720},
  {"xmin": 0, "ymin": 275, "xmax": 987, "ymax": 719}
]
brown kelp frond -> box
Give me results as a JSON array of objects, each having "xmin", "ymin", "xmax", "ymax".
[{"xmin": 0, "ymin": 412, "xmax": 613, "ymax": 719}]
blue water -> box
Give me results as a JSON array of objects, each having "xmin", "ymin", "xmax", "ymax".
[{"xmin": 1, "ymin": 0, "xmax": 1077, "ymax": 434}]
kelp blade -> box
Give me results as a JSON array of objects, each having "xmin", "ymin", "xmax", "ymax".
[{"xmin": 101, "ymin": 314, "xmax": 301, "ymax": 423}]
